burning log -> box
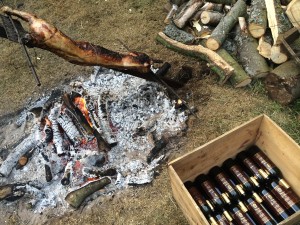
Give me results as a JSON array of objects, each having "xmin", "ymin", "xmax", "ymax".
[
  {"xmin": 200, "ymin": 10, "xmax": 224, "ymax": 26},
  {"xmin": 248, "ymin": 0, "xmax": 267, "ymax": 38},
  {"xmin": 156, "ymin": 32, "xmax": 234, "ymax": 83},
  {"xmin": 265, "ymin": 60, "xmax": 300, "ymax": 105},
  {"xmin": 65, "ymin": 177, "xmax": 111, "ymax": 208},
  {"xmin": 234, "ymin": 17, "xmax": 270, "ymax": 78},
  {"xmin": 43, "ymin": 117, "xmax": 53, "ymax": 143},
  {"xmin": 48, "ymin": 104, "xmax": 64, "ymax": 155},
  {"xmin": 147, "ymin": 136, "xmax": 168, "ymax": 163},
  {"xmin": 85, "ymin": 96, "xmax": 103, "ymax": 135},
  {"xmin": 173, "ymin": 0, "xmax": 204, "ymax": 28},
  {"xmin": 0, "ymin": 133, "xmax": 39, "ymax": 177},
  {"xmin": 265, "ymin": 0, "xmax": 293, "ymax": 45},
  {"xmin": 206, "ymin": 0, "xmax": 247, "ymax": 50}
]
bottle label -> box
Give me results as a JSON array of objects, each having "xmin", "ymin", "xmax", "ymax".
[
  {"xmin": 216, "ymin": 173, "xmax": 235, "ymax": 193},
  {"xmin": 243, "ymin": 158, "xmax": 261, "ymax": 177},
  {"xmin": 253, "ymin": 153, "xmax": 274, "ymax": 171},
  {"xmin": 232, "ymin": 208, "xmax": 252, "ymax": 225},
  {"xmin": 261, "ymin": 190, "xmax": 285, "ymax": 215},
  {"xmin": 230, "ymin": 165, "xmax": 249, "ymax": 185},
  {"xmin": 202, "ymin": 181, "xmax": 220, "ymax": 202},
  {"xmin": 272, "ymin": 183, "xmax": 298, "ymax": 207},
  {"xmin": 247, "ymin": 198, "xmax": 272, "ymax": 224}
]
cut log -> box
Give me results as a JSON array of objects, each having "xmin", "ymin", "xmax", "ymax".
[
  {"xmin": 265, "ymin": 0, "xmax": 293, "ymax": 44},
  {"xmin": 248, "ymin": 0, "xmax": 267, "ymax": 38},
  {"xmin": 156, "ymin": 32, "xmax": 234, "ymax": 83},
  {"xmin": 217, "ymin": 48, "xmax": 252, "ymax": 87},
  {"xmin": 206, "ymin": 0, "xmax": 247, "ymax": 50},
  {"xmin": 173, "ymin": 0, "xmax": 204, "ymax": 28},
  {"xmin": 265, "ymin": 60, "xmax": 300, "ymax": 105},
  {"xmin": 286, "ymin": 0, "xmax": 300, "ymax": 28},
  {"xmin": 270, "ymin": 44, "xmax": 289, "ymax": 64},
  {"xmin": 234, "ymin": 18, "xmax": 270, "ymax": 78},
  {"xmin": 257, "ymin": 35, "xmax": 272, "ymax": 59},
  {"xmin": 200, "ymin": 10, "xmax": 224, "ymax": 26},
  {"xmin": 191, "ymin": 2, "xmax": 223, "ymax": 22},
  {"xmin": 205, "ymin": 0, "xmax": 236, "ymax": 5}
]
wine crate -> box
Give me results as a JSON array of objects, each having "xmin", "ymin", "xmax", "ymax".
[{"xmin": 168, "ymin": 114, "xmax": 300, "ymax": 225}]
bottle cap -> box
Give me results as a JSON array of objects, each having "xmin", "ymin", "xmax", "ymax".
[
  {"xmin": 247, "ymin": 145, "xmax": 260, "ymax": 156},
  {"xmin": 222, "ymin": 158, "xmax": 235, "ymax": 170},
  {"xmin": 184, "ymin": 181, "xmax": 194, "ymax": 189},
  {"xmin": 235, "ymin": 151, "xmax": 249, "ymax": 162},
  {"xmin": 195, "ymin": 174, "xmax": 209, "ymax": 185},
  {"xmin": 209, "ymin": 166, "xmax": 223, "ymax": 177}
]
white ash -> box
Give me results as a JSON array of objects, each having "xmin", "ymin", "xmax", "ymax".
[{"xmin": 0, "ymin": 66, "xmax": 188, "ymax": 215}]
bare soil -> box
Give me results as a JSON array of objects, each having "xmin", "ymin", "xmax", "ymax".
[{"xmin": 1, "ymin": 0, "xmax": 299, "ymax": 224}]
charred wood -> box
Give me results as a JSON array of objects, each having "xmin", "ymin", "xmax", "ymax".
[
  {"xmin": 48, "ymin": 105, "xmax": 64, "ymax": 155},
  {"xmin": 45, "ymin": 164, "xmax": 53, "ymax": 182},
  {"xmin": 0, "ymin": 133, "xmax": 38, "ymax": 177},
  {"xmin": 61, "ymin": 161, "xmax": 72, "ymax": 186},
  {"xmin": 206, "ymin": 0, "xmax": 247, "ymax": 50},
  {"xmin": 0, "ymin": 183, "xmax": 26, "ymax": 201},
  {"xmin": 205, "ymin": 0, "xmax": 237, "ymax": 5},
  {"xmin": 16, "ymin": 147, "xmax": 35, "ymax": 170}
]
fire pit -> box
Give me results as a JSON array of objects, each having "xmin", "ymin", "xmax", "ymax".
[{"xmin": 0, "ymin": 66, "xmax": 188, "ymax": 215}]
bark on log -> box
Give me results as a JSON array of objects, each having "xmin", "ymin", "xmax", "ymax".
[
  {"xmin": 265, "ymin": 0, "xmax": 293, "ymax": 44},
  {"xmin": 217, "ymin": 48, "xmax": 252, "ymax": 87},
  {"xmin": 286, "ymin": 0, "xmax": 300, "ymax": 28},
  {"xmin": 173, "ymin": 0, "xmax": 204, "ymax": 28},
  {"xmin": 206, "ymin": 0, "xmax": 247, "ymax": 50},
  {"xmin": 200, "ymin": 10, "xmax": 224, "ymax": 26},
  {"xmin": 164, "ymin": 4, "xmax": 179, "ymax": 24},
  {"xmin": 265, "ymin": 60, "xmax": 300, "ymax": 105},
  {"xmin": 205, "ymin": 0, "xmax": 236, "ymax": 5},
  {"xmin": 270, "ymin": 44, "xmax": 289, "ymax": 64},
  {"xmin": 248, "ymin": 0, "xmax": 268, "ymax": 38},
  {"xmin": 156, "ymin": 32, "xmax": 234, "ymax": 83},
  {"xmin": 234, "ymin": 20, "xmax": 270, "ymax": 78}
]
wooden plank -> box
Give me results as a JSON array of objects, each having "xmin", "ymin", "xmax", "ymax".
[
  {"xmin": 169, "ymin": 115, "xmax": 263, "ymax": 182},
  {"xmin": 168, "ymin": 166, "xmax": 208, "ymax": 225},
  {"xmin": 255, "ymin": 115, "xmax": 300, "ymax": 196}
]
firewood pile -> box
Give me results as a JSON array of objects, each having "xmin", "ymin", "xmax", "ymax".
[
  {"xmin": 157, "ymin": 0, "xmax": 300, "ymax": 105},
  {"xmin": 0, "ymin": 67, "xmax": 187, "ymax": 214}
]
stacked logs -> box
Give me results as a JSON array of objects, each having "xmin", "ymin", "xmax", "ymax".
[{"xmin": 158, "ymin": 0, "xmax": 300, "ymax": 104}]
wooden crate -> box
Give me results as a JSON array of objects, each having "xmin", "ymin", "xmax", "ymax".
[{"xmin": 168, "ymin": 114, "xmax": 300, "ymax": 225}]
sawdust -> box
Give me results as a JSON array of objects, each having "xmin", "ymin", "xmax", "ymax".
[{"xmin": 1, "ymin": 0, "xmax": 300, "ymax": 224}]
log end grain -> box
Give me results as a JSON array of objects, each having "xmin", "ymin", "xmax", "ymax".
[
  {"xmin": 248, "ymin": 23, "xmax": 266, "ymax": 38},
  {"xmin": 206, "ymin": 38, "xmax": 220, "ymax": 50}
]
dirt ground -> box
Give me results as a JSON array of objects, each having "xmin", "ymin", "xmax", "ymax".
[{"xmin": 1, "ymin": 0, "xmax": 300, "ymax": 224}]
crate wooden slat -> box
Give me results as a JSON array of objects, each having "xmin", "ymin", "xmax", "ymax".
[{"xmin": 168, "ymin": 114, "xmax": 300, "ymax": 225}]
